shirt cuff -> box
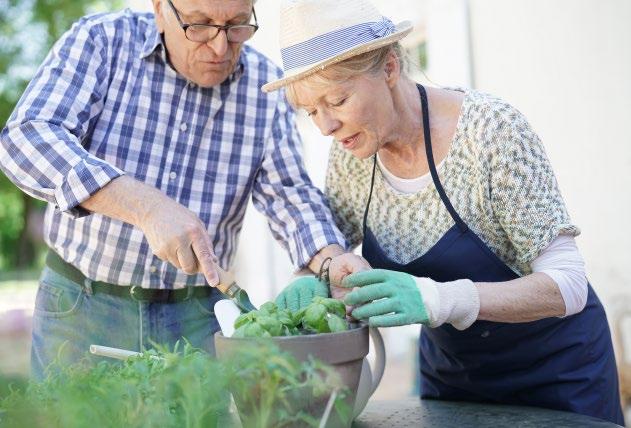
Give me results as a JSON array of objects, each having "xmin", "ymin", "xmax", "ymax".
[
  {"xmin": 54, "ymin": 155, "xmax": 125, "ymax": 218},
  {"xmin": 292, "ymin": 222, "xmax": 348, "ymax": 270}
]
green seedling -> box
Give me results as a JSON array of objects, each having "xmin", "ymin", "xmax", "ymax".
[{"xmin": 232, "ymin": 297, "xmax": 350, "ymax": 338}]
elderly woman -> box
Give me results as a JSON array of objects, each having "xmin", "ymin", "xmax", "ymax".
[{"xmin": 269, "ymin": 0, "xmax": 623, "ymax": 424}]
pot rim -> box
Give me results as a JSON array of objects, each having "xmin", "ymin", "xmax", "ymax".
[{"xmin": 214, "ymin": 322, "xmax": 368, "ymax": 341}]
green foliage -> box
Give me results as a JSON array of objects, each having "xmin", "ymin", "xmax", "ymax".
[
  {"xmin": 0, "ymin": 175, "xmax": 24, "ymax": 268},
  {"xmin": 0, "ymin": 341, "xmax": 349, "ymax": 428},
  {"xmin": 0, "ymin": 0, "xmax": 124, "ymax": 270},
  {"xmin": 0, "ymin": 342, "xmax": 229, "ymax": 428},
  {"xmin": 226, "ymin": 341, "xmax": 349, "ymax": 428},
  {"xmin": 233, "ymin": 298, "xmax": 349, "ymax": 338}
]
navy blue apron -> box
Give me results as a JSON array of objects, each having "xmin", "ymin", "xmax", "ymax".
[{"xmin": 360, "ymin": 84, "xmax": 624, "ymax": 425}]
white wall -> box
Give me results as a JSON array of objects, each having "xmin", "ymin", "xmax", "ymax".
[{"xmin": 466, "ymin": 0, "xmax": 631, "ymax": 312}]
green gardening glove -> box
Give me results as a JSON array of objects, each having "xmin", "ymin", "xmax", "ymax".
[
  {"xmin": 275, "ymin": 276, "xmax": 329, "ymax": 312},
  {"xmin": 342, "ymin": 269, "xmax": 429, "ymax": 327}
]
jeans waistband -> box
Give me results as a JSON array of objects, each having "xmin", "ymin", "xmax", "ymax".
[{"xmin": 45, "ymin": 250, "xmax": 213, "ymax": 303}]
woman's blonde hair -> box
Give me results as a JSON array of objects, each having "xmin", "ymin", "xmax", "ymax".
[{"xmin": 285, "ymin": 42, "xmax": 407, "ymax": 108}]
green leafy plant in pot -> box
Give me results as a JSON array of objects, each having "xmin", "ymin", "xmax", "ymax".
[
  {"xmin": 225, "ymin": 341, "xmax": 350, "ymax": 427},
  {"xmin": 215, "ymin": 299, "xmax": 386, "ymax": 427}
]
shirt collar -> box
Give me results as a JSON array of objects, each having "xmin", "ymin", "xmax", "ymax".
[
  {"xmin": 139, "ymin": 15, "xmax": 246, "ymax": 82},
  {"xmin": 139, "ymin": 15, "xmax": 162, "ymax": 59}
]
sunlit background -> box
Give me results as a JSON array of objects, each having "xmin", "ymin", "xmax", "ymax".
[{"xmin": 1, "ymin": 0, "xmax": 630, "ymax": 413}]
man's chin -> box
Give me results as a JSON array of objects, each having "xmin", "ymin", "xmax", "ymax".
[
  {"xmin": 194, "ymin": 75, "xmax": 228, "ymax": 88},
  {"xmin": 192, "ymin": 67, "xmax": 233, "ymax": 88}
]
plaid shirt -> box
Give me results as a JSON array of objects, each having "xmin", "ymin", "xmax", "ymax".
[{"xmin": 0, "ymin": 10, "xmax": 346, "ymax": 289}]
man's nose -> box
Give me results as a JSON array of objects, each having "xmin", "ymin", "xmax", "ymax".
[{"xmin": 206, "ymin": 30, "xmax": 229, "ymax": 57}]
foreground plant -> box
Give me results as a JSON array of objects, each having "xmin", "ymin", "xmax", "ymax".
[
  {"xmin": 0, "ymin": 341, "xmax": 349, "ymax": 428},
  {"xmin": 0, "ymin": 342, "xmax": 229, "ymax": 428},
  {"xmin": 226, "ymin": 342, "xmax": 350, "ymax": 428}
]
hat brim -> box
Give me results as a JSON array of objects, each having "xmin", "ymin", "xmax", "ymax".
[{"xmin": 262, "ymin": 21, "xmax": 413, "ymax": 93}]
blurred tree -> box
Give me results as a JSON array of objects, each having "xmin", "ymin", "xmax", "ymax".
[{"xmin": 0, "ymin": 0, "xmax": 124, "ymax": 270}]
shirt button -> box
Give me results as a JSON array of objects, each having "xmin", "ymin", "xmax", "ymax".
[
  {"xmin": 188, "ymin": 82, "xmax": 196, "ymax": 89},
  {"xmin": 169, "ymin": 171, "xmax": 177, "ymax": 180},
  {"xmin": 149, "ymin": 266, "xmax": 157, "ymax": 274},
  {"xmin": 481, "ymin": 330, "xmax": 490, "ymax": 338},
  {"xmin": 180, "ymin": 123, "xmax": 188, "ymax": 132}
]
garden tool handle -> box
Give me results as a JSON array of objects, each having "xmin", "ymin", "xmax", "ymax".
[
  {"xmin": 89, "ymin": 345, "xmax": 161, "ymax": 361},
  {"xmin": 212, "ymin": 264, "xmax": 257, "ymax": 312},
  {"xmin": 213, "ymin": 265, "xmax": 236, "ymax": 295},
  {"xmin": 90, "ymin": 345, "xmax": 141, "ymax": 360}
]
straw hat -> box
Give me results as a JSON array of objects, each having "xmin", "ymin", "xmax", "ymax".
[{"xmin": 262, "ymin": 0, "xmax": 413, "ymax": 93}]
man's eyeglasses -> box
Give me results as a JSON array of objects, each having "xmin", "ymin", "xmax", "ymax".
[{"xmin": 166, "ymin": 0, "xmax": 259, "ymax": 43}]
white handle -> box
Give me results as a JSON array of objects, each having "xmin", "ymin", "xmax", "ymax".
[
  {"xmin": 368, "ymin": 327, "xmax": 386, "ymax": 395},
  {"xmin": 89, "ymin": 345, "xmax": 162, "ymax": 361}
]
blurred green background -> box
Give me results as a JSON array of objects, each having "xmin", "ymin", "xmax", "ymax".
[
  {"xmin": 0, "ymin": 0, "xmax": 122, "ymax": 274},
  {"xmin": 0, "ymin": 0, "xmax": 123, "ymax": 390}
]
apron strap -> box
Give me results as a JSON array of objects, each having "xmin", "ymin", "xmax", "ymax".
[
  {"xmin": 362, "ymin": 154, "xmax": 378, "ymax": 238},
  {"xmin": 417, "ymin": 84, "xmax": 469, "ymax": 233}
]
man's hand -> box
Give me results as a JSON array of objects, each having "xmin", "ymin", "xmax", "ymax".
[
  {"xmin": 80, "ymin": 175, "xmax": 219, "ymax": 285},
  {"xmin": 138, "ymin": 198, "xmax": 219, "ymax": 285}
]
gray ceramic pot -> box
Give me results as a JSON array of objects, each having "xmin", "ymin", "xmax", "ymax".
[{"xmin": 214, "ymin": 324, "xmax": 385, "ymax": 427}]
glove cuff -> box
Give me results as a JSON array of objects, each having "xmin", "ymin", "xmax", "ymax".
[
  {"xmin": 433, "ymin": 279, "xmax": 480, "ymax": 330},
  {"xmin": 414, "ymin": 277, "xmax": 440, "ymax": 325}
]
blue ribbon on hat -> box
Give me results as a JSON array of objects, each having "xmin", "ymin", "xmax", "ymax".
[{"xmin": 281, "ymin": 17, "xmax": 396, "ymax": 72}]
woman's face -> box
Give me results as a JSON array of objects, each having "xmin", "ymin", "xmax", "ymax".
[{"xmin": 292, "ymin": 71, "xmax": 397, "ymax": 159}]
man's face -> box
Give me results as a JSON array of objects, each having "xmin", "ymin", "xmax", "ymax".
[{"xmin": 153, "ymin": 0, "xmax": 253, "ymax": 87}]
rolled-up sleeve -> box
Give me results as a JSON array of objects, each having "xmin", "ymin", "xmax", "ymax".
[
  {"xmin": 0, "ymin": 18, "xmax": 124, "ymax": 218},
  {"xmin": 251, "ymin": 94, "xmax": 348, "ymax": 268}
]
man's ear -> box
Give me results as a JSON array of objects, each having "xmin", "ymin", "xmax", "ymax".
[
  {"xmin": 152, "ymin": 0, "xmax": 165, "ymax": 33},
  {"xmin": 384, "ymin": 50, "xmax": 401, "ymax": 88}
]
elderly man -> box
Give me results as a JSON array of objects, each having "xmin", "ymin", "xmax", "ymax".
[{"xmin": 0, "ymin": 0, "xmax": 360, "ymax": 379}]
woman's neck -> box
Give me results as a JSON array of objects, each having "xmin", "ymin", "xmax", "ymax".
[{"xmin": 378, "ymin": 79, "xmax": 427, "ymax": 178}]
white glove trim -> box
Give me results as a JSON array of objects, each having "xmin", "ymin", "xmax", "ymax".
[{"xmin": 416, "ymin": 277, "xmax": 480, "ymax": 330}]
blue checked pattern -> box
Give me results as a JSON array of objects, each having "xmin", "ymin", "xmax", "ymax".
[
  {"xmin": 0, "ymin": 10, "xmax": 347, "ymax": 289},
  {"xmin": 280, "ymin": 18, "xmax": 396, "ymax": 71}
]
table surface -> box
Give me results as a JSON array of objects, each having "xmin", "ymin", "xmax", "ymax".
[{"xmin": 352, "ymin": 398, "xmax": 622, "ymax": 428}]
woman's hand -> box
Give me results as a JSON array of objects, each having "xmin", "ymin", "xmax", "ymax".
[
  {"xmin": 327, "ymin": 253, "xmax": 371, "ymax": 308},
  {"xmin": 341, "ymin": 269, "xmax": 480, "ymax": 329},
  {"xmin": 275, "ymin": 276, "xmax": 329, "ymax": 311},
  {"xmin": 341, "ymin": 269, "xmax": 430, "ymax": 327}
]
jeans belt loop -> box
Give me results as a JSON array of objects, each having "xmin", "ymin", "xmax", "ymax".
[
  {"xmin": 83, "ymin": 278, "xmax": 93, "ymax": 296},
  {"xmin": 130, "ymin": 285, "xmax": 142, "ymax": 302},
  {"xmin": 185, "ymin": 286, "xmax": 194, "ymax": 301}
]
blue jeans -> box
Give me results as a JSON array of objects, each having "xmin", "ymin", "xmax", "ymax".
[{"xmin": 31, "ymin": 266, "xmax": 223, "ymax": 380}]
